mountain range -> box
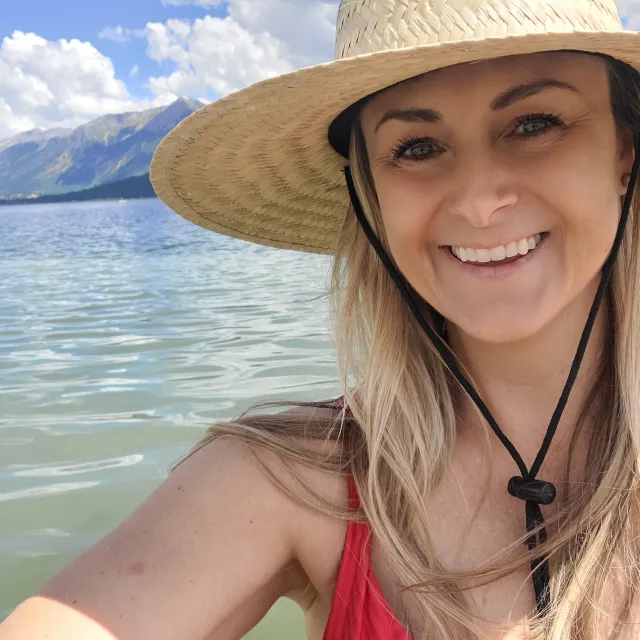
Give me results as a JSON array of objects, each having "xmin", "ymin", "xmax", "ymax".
[{"xmin": 0, "ymin": 98, "xmax": 204, "ymax": 199}]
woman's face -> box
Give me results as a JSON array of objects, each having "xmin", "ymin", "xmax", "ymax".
[{"xmin": 360, "ymin": 52, "xmax": 633, "ymax": 344}]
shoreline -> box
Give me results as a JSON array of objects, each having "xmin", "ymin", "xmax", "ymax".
[
  {"xmin": 0, "ymin": 195, "xmax": 159, "ymax": 207},
  {"xmin": 0, "ymin": 173, "xmax": 157, "ymax": 208}
]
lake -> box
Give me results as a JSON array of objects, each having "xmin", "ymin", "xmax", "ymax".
[{"xmin": 0, "ymin": 198, "xmax": 340, "ymax": 638}]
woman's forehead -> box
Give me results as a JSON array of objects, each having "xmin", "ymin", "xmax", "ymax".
[{"xmin": 362, "ymin": 51, "xmax": 609, "ymax": 117}]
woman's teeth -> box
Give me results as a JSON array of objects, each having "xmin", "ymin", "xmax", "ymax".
[{"xmin": 451, "ymin": 233, "xmax": 543, "ymax": 263}]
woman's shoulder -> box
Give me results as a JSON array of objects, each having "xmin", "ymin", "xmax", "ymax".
[
  {"xmin": 189, "ymin": 405, "xmax": 353, "ymax": 616},
  {"xmin": 269, "ymin": 404, "xmax": 353, "ymax": 624},
  {"xmin": 195, "ymin": 410, "xmax": 352, "ymax": 631},
  {"xmin": 0, "ymin": 410, "xmax": 351, "ymax": 640}
]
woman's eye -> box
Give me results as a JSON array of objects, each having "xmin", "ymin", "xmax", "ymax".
[
  {"xmin": 392, "ymin": 137, "xmax": 443, "ymax": 161},
  {"xmin": 512, "ymin": 113, "xmax": 565, "ymax": 137},
  {"xmin": 517, "ymin": 120, "xmax": 549, "ymax": 134}
]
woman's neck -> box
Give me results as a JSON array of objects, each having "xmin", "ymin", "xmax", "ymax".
[{"xmin": 447, "ymin": 277, "xmax": 608, "ymax": 468}]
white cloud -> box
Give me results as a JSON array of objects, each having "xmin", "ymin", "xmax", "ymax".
[
  {"xmin": 224, "ymin": 0, "xmax": 338, "ymax": 66},
  {"xmin": 98, "ymin": 25, "xmax": 146, "ymax": 42},
  {"xmin": 144, "ymin": 16, "xmax": 293, "ymax": 97},
  {"xmin": 145, "ymin": 19, "xmax": 193, "ymax": 70},
  {"xmin": 0, "ymin": 31, "xmax": 170, "ymax": 139},
  {"xmin": 0, "ymin": 2, "xmax": 341, "ymax": 139},
  {"xmin": 619, "ymin": 0, "xmax": 640, "ymax": 28},
  {"xmin": 142, "ymin": 0, "xmax": 338, "ymax": 101},
  {"xmin": 0, "ymin": 99, "xmax": 36, "ymax": 136}
]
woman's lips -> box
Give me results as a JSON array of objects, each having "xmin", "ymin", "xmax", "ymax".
[
  {"xmin": 439, "ymin": 232, "xmax": 549, "ymax": 278},
  {"xmin": 447, "ymin": 232, "xmax": 548, "ymax": 266}
]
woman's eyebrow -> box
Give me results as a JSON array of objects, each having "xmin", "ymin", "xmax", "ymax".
[
  {"xmin": 374, "ymin": 107, "xmax": 441, "ymax": 133},
  {"xmin": 490, "ymin": 79, "xmax": 580, "ymax": 110},
  {"xmin": 374, "ymin": 79, "xmax": 579, "ymax": 132}
]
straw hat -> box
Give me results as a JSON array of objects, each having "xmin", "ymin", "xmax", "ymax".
[{"xmin": 150, "ymin": 0, "xmax": 640, "ymax": 255}]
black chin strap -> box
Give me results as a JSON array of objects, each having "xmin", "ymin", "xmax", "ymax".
[{"xmin": 343, "ymin": 137, "xmax": 640, "ymax": 615}]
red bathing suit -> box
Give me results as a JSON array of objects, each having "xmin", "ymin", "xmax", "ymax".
[{"xmin": 322, "ymin": 474, "xmax": 412, "ymax": 639}]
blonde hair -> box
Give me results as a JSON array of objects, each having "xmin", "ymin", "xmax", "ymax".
[{"xmin": 171, "ymin": 54, "xmax": 640, "ymax": 639}]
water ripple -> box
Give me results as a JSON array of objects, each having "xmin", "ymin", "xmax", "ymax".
[
  {"xmin": 0, "ymin": 482, "xmax": 101, "ymax": 502},
  {"xmin": 12, "ymin": 455, "xmax": 144, "ymax": 477},
  {"xmin": 0, "ymin": 200, "xmax": 340, "ymax": 625}
]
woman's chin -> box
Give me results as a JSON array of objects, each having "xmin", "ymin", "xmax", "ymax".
[{"xmin": 450, "ymin": 310, "xmax": 551, "ymax": 345}]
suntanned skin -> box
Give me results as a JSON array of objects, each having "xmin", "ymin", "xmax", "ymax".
[
  {"xmin": 2, "ymin": 52, "xmax": 638, "ymax": 640},
  {"xmin": 0, "ymin": 434, "xmax": 349, "ymax": 640}
]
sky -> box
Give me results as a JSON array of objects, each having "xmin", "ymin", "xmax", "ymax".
[
  {"xmin": 1, "ymin": 0, "xmax": 639, "ymax": 140},
  {"xmin": 0, "ymin": 0, "xmax": 339, "ymax": 139}
]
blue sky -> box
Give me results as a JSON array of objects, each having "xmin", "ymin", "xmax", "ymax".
[
  {"xmin": 0, "ymin": 0, "xmax": 337, "ymax": 139},
  {"xmin": 0, "ymin": 0, "xmax": 228, "ymax": 101}
]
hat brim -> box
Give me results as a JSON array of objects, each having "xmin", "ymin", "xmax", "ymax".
[{"xmin": 150, "ymin": 29, "xmax": 640, "ymax": 255}]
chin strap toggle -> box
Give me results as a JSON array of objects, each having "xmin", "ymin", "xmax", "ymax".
[{"xmin": 508, "ymin": 477, "xmax": 556, "ymax": 505}]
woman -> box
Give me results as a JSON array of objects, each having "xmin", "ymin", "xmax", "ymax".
[{"xmin": 3, "ymin": 1, "xmax": 640, "ymax": 639}]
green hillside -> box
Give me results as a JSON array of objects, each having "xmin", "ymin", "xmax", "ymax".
[
  {"xmin": 0, "ymin": 173, "xmax": 156, "ymax": 206},
  {"xmin": 0, "ymin": 98, "xmax": 203, "ymax": 198}
]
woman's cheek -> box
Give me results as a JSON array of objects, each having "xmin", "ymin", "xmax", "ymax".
[{"xmin": 387, "ymin": 213, "xmax": 431, "ymax": 269}]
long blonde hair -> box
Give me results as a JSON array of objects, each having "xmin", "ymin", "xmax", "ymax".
[{"xmin": 172, "ymin": 54, "xmax": 640, "ymax": 639}]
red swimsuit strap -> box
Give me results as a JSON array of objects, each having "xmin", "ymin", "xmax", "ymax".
[{"xmin": 347, "ymin": 474, "xmax": 362, "ymax": 510}]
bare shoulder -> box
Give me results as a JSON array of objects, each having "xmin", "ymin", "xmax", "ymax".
[
  {"xmin": 265, "ymin": 405, "xmax": 352, "ymax": 631},
  {"xmin": 0, "ymin": 411, "xmax": 350, "ymax": 640}
]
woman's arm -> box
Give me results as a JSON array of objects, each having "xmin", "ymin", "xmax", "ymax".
[{"xmin": 0, "ymin": 437, "xmax": 309, "ymax": 640}]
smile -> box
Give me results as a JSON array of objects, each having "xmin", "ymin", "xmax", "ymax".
[{"xmin": 449, "ymin": 233, "xmax": 547, "ymax": 266}]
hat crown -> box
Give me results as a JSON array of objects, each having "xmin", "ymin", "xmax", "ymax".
[{"xmin": 335, "ymin": 0, "xmax": 623, "ymax": 59}]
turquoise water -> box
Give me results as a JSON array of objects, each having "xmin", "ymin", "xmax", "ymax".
[{"xmin": 0, "ymin": 199, "xmax": 340, "ymax": 637}]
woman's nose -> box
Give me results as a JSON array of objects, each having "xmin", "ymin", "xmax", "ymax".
[{"xmin": 446, "ymin": 152, "xmax": 518, "ymax": 227}]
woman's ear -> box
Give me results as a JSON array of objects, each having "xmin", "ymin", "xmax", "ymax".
[{"xmin": 618, "ymin": 129, "xmax": 635, "ymax": 196}]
